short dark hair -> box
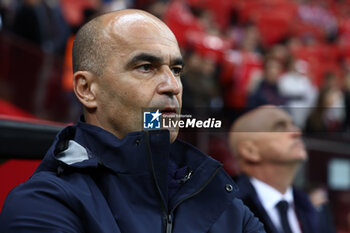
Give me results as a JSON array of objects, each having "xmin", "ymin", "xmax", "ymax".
[{"xmin": 72, "ymin": 17, "xmax": 111, "ymax": 76}]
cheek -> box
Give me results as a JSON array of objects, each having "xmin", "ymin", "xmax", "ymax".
[
  {"xmin": 97, "ymin": 79, "xmax": 132, "ymax": 116},
  {"xmin": 112, "ymin": 77, "xmax": 153, "ymax": 106},
  {"xmin": 176, "ymin": 80, "xmax": 183, "ymax": 104},
  {"xmin": 257, "ymin": 139, "xmax": 287, "ymax": 159},
  {"xmin": 271, "ymin": 139, "xmax": 306, "ymax": 160},
  {"xmin": 177, "ymin": 89, "xmax": 183, "ymax": 105}
]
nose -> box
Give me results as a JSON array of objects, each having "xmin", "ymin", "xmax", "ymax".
[
  {"xmin": 290, "ymin": 124, "xmax": 302, "ymax": 137},
  {"xmin": 157, "ymin": 66, "xmax": 182, "ymax": 96}
]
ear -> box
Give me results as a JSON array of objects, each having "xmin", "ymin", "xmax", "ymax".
[
  {"xmin": 237, "ymin": 141, "xmax": 261, "ymax": 163},
  {"xmin": 73, "ymin": 71, "xmax": 98, "ymax": 109}
]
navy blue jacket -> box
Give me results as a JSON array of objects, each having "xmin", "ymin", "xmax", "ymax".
[
  {"xmin": 234, "ymin": 175, "xmax": 318, "ymax": 233},
  {"xmin": 0, "ymin": 122, "xmax": 265, "ymax": 233}
]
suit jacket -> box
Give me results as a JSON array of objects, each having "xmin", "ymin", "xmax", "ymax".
[{"xmin": 234, "ymin": 174, "xmax": 318, "ymax": 233}]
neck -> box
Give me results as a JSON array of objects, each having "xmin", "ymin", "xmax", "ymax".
[{"xmin": 245, "ymin": 163, "xmax": 300, "ymax": 194}]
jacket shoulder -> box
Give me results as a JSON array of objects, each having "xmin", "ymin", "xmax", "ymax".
[{"xmin": 0, "ymin": 171, "xmax": 87, "ymax": 232}]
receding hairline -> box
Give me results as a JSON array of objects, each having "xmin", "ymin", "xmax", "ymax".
[
  {"xmin": 72, "ymin": 15, "xmax": 107, "ymax": 75},
  {"xmin": 231, "ymin": 106, "xmax": 286, "ymax": 132},
  {"xmin": 229, "ymin": 106, "xmax": 283, "ymax": 154},
  {"xmin": 72, "ymin": 9, "xmax": 175, "ymax": 75}
]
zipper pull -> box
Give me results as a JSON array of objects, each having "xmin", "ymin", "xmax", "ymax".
[
  {"xmin": 180, "ymin": 170, "xmax": 192, "ymax": 184},
  {"xmin": 166, "ymin": 214, "xmax": 173, "ymax": 233}
]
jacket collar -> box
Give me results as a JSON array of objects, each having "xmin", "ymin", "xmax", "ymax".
[
  {"xmin": 36, "ymin": 120, "xmax": 170, "ymax": 173},
  {"xmin": 39, "ymin": 119, "xmax": 225, "ymax": 176},
  {"xmin": 36, "ymin": 119, "xmax": 237, "ymax": 199},
  {"xmin": 74, "ymin": 120, "xmax": 161, "ymax": 174}
]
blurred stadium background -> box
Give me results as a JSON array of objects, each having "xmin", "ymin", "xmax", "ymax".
[{"xmin": 0, "ymin": 0, "xmax": 350, "ymax": 231}]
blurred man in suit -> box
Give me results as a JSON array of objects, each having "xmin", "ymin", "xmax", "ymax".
[{"xmin": 229, "ymin": 105, "xmax": 334, "ymax": 233}]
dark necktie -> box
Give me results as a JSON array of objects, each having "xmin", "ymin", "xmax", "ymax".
[{"xmin": 276, "ymin": 200, "xmax": 293, "ymax": 233}]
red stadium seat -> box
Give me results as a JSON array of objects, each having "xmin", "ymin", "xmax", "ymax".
[
  {"xmin": 187, "ymin": 31, "xmax": 232, "ymax": 63},
  {"xmin": 292, "ymin": 42, "xmax": 342, "ymax": 87},
  {"xmin": 201, "ymin": 0, "xmax": 234, "ymax": 30},
  {"xmin": 0, "ymin": 98, "xmax": 35, "ymax": 119},
  {"xmin": 257, "ymin": 11, "xmax": 291, "ymax": 46},
  {"xmin": 164, "ymin": 0, "xmax": 204, "ymax": 47},
  {"xmin": 0, "ymin": 159, "xmax": 41, "ymax": 211},
  {"xmin": 221, "ymin": 50, "xmax": 263, "ymax": 108}
]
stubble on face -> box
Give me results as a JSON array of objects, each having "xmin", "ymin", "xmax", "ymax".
[{"xmin": 92, "ymin": 10, "xmax": 183, "ymax": 142}]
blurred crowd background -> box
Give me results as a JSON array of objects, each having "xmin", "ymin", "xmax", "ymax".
[{"xmin": 1, "ymin": 0, "xmax": 350, "ymax": 231}]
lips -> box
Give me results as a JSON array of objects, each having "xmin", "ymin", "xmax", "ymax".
[{"xmin": 160, "ymin": 107, "xmax": 177, "ymax": 116}]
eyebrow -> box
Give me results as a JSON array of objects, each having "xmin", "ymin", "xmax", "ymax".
[
  {"xmin": 172, "ymin": 57, "xmax": 184, "ymax": 67},
  {"xmin": 125, "ymin": 53, "xmax": 184, "ymax": 69},
  {"xmin": 271, "ymin": 118, "xmax": 294, "ymax": 131},
  {"xmin": 271, "ymin": 120, "xmax": 287, "ymax": 129}
]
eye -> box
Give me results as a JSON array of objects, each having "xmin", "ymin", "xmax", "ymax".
[
  {"xmin": 171, "ymin": 66, "xmax": 183, "ymax": 76},
  {"xmin": 273, "ymin": 121, "xmax": 288, "ymax": 132},
  {"xmin": 136, "ymin": 64, "xmax": 153, "ymax": 73}
]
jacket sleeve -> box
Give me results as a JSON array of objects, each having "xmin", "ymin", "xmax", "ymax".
[
  {"xmin": 0, "ymin": 176, "xmax": 84, "ymax": 233},
  {"xmin": 209, "ymin": 198, "xmax": 266, "ymax": 233}
]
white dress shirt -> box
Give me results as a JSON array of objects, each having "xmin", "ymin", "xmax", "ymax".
[{"xmin": 250, "ymin": 177, "xmax": 302, "ymax": 233}]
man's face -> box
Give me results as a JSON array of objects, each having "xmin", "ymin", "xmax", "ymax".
[
  {"xmin": 94, "ymin": 13, "xmax": 183, "ymax": 143},
  {"xmin": 265, "ymin": 59, "xmax": 282, "ymax": 83},
  {"xmin": 253, "ymin": 109, "xmax": 307, "ymax": 164}
]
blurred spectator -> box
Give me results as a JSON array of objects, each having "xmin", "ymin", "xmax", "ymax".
[
  {"xmin": 268, "ymin": 44, "xmax": 289, "ymax": 67},
  {"xmin": 278, "ymin": 56, "xmax": 317, "ymax": 128},
  {"xmin": 308, "ymin": 185, "xmax": 328, "ymax": 209},
  {"xmin": 298, "ymin": 0, "xmax": 337, "ymax": 41},
  {"xmin": 182, "ymin": 51, "xmax": 221, "ymax": 110},
  {"xmin": 60, "ymin": 0, "xmax": 100, "ymax": 28},
  {"xmin": 248, "ymin": 57, "xmax": 286, "ymax": 108},
  {"xmin": 305, "ymin": 72, "xmax": 345, "ymax": 132},
  {"xmin": 221, "ymin": 24, "xmax": 263, "ymax": 109},
  {"xmin": 190, "ymin": 5, "xmax": 220, "ymax": 36},
  {"xmin": 13, "ymin": 0, "xmax": 42, "ymax": 46},
  {"xmin": 306, "ymin": 184, "xmax": 336, "ymax": 233},
  {"xmin": 163, "ymin": 0, "xmax": 205, "ymax": 48},
  {"xmin": 100, "ymin": 0, "xmax": 133, "ymax": 12},
  {"xmin": 144, "ymin": 0, "xmax": 167, "ymax": 19},
  {"xmin": 12, "ymin": 0, "xmax": 70, "ymax": 54},
  {"xmin": 0, "ymin": 0, "xmax": 19, "ymax": 31}
]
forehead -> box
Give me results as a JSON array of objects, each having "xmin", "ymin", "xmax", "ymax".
[
  {"xmin": 104, "ymin": 13, "xmax": 180, "ymax": 57},
  {"xmin": 259, "ymin": 108, "xmax": 292, "ymax": 129}
]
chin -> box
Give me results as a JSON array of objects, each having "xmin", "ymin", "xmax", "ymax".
[
  {"xmin": 291, "ymin": 143, "xmax": 307, "ymax": 159},
  {"xmin": 293, "ymin": 151, "xmax": 308, "ymax": 162}
]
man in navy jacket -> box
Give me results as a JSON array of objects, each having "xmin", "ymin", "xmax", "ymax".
[
  {"xmin": 0, "ymin": 9, "xmax": 265, "ymax": 233},
  {"xmin": 229, "ymin": 105, "xmax": 334, "ymax": 233}
]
